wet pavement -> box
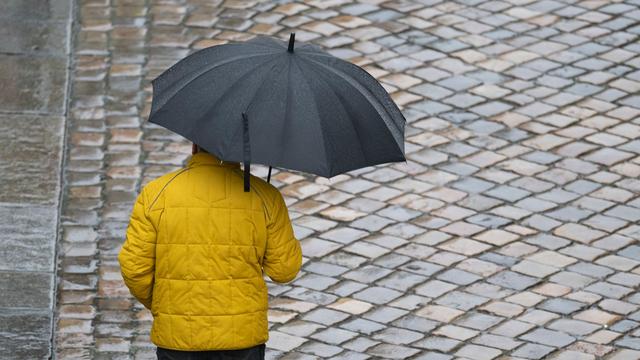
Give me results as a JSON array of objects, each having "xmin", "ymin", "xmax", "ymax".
[
  {"xmin": 0, "ymin": 0, "xmax": 73, "ymax": 358},
  {"xmin": 27, "ymin": 0, "xmax": 640, "ymax": 359}
]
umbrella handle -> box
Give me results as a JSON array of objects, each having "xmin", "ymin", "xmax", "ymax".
[
  {"xmin": 242, "ymin": 112, "xmax": 251, "ymax": 192},
  {"xmin": 267, "ymin": 166, "xmax": 272, "ymax": 183}
]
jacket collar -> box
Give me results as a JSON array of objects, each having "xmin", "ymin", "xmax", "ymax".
[{"xmin": 188, "ymin": 152, "xmax": 240, "ymax": 168}]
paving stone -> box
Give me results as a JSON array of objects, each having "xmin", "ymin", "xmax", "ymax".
[
  {"xmin": 0, "ymin": 271, "xmax": 53, "ymax": 309},
  {"xmin": 606, "ymin": 205, "xmax": 640, "ymax": 222},
  {"xmin": 584, "ymin": 282, "xmax": 633, "ymax": 299},
  {"xmin": 480, "ymin": 252, "xmax": 519, "ymax": 267},
  {"xmin": 377, "ymin": 206, "xmax": 421, "ymax": 222},
  {"xmin": 366, "ymin": 344, "xmax": 419, "ymax": 359},
  {"xmin": 301, "ymin": 238, "xmax": 342, "ymax": 258},
  {"xmin": 482, "ymin": 300, "xmax": 525, "ymax": 317},
  {"xmin": 596, "ymin": 255, "xmax": 639, "ymax": 271},
  {"xmin": 49, "ymin": 0, "xmax": 640, "ymax": 357},
  {"xmin": 435, "ymin": 290, "xmax": 489, "ymax": 310},
  {"xmin": 298, "ymin": 340, "xmax": 342, "ymax": 357},
  {"xmin": 511, "ymin": 343, "xmax": 555, "ymax": 359},
  {"xmin": 455, "ymin": 312, "xmax": 504, "ymax": 331},
  {"xmin": 400, "ymin": 261, "xmax": 444, "ymax": 277},
  {"xmin": 372, "ymin": 326, "xmax": 423, "ymax": 345},
  {"xmin": 609, "ymin": 319, "xmax": 639, "ymax": 333},
  {"xmin": 0, "ymin": 55, "xmax": 67, "ymax": 113},
  {"xmin": 414, "ymin": 280, "xmax": 457, "ymax": 298},
  {"xmin": 608, "ymin": 273, "xmax": 640, "ymax": 288},
  {"xmin": 491, "ymin": 320, "xmax": 535, "ymax": 337},
  {"xmin": 574, "ymin": 309, "xmax": 621, "ymax": 326},
  {"xmin": 0, "ymin": 309, "xmax": 52, "ymax": 359},
  {"xmin": 488, "ymin": 271, "xmax": 540, "ymax": 290},
  {"xmin": 416, "ymin": 305, "xmax": 464, "ymax": 323},
  {"xmin": 340, "ymin": 318, "xmax": 385, "ymax": 336},
  {"xmin": 329, "ymin": 281, "xmax": 368, "ymax": 298},
  {"xmin": 0, "ymin": 206, "xmax": 58, "ymax": 272},
  {"xmin": 389, "ymin": 294, "xmax": 429, "ymax": 311},
  {"xmin": 343, "ymin": 265, "xmax": 392, "ymax": 283},
  {"xmin": 614, "ymin": 337, "xmax": 640, "ymax": 351},
  {"xmin": 520, "ymin": 328, "xmax": 576, "ymax": 347},
  {"xmin": 362, "ymin": 306, "xmax": 407, "ymax": 324},
  {"xmin": 294, "ymin": 274, "xmax": 339, "ymax": 291},
  {"xmin": 548, "ymin": 319, "xmax": 601, "ymax": 336},
  {"xmin": 324, "ymin": 252, "xmax": 368, "ymax": 269},
  {"xmin": 0, "ymin": 115, "xmax": 65, "ymax": 205},
  {"xmin": 455, "ymin": 344, "xmax": 502, "ymax": 359},
  {"xmin": 584, "ymin": 329, "xmax": 622, "ymax": 345},
  {"xmin": 352, "ymin": 287, "xmax": 402, "ymax": 305},
  {"xmin": 267, "ymin": 331, "xmax": 307, "ymax": 352},
  {"xmin": 285, "ymin": 287, "xmax": 339, "ymax": 306},
  {"xmin": 539, "ymin": 298, "xmax": 587, "ymax": 315},
  {"xmin": 525, "ymin": 234, "xmax": 570, "ymax": 250},
  {"xmin": 0, "ymin": 17, "xmax": 67, "ymax": 56},
  {"xmin": 436, "ymin": 269, "xmax": 482, "ymax": 286},
  {"xmin": 549, "ymin": 271, "xmax": 595, "ymax": 289},
  {"xmin": 310, "ymin": 327, "xmax": 358, "ymax": 345},
  {"xmin": 413, "ymin": 336, "xmax": 461, "ymax": 352},
  {"xmin": 373, "ymin": 253, "xmax": 411, "ymax": 269},
  {"xmin": 473, "ymin": 333, "xmax": 522, "ymax": 350},
  {"xmin": 350, "ymin": 215, "xmax": 395, "ymax": 232},
  {"xmin": 278, "ymin": 321, "xmax": 325, "ymax": 338},
  {"xmin": 304, "ymin": 261, "xmax": 348, "ymax": 277},
  {"xmin": 302, "ymin": 308, "xmax": 350, "ymax": 326},
  {"xmin": 412, "ymin": 352, "xmax": 452, "ymax": 360},
  {"xmin": 467, "ymin": 214, "xmax": 512, "ymax": 228},
  {"xmin": 376, "ymin": 270, "xmax": 427, "ymax": 292},
  {"xmin": 512, "ymin": 260, "xmax": 559, "ymax": 278},
  {"xmin": 438, "ymin": 238, "xmax": 490, "ymax": 256},
  {"xmin": 392, "ymin": 314, "xmax": 438, "ymax": 333},
  {"xmin": 341, "ymin": 336, "xmax": 378, "ymax": 354}
]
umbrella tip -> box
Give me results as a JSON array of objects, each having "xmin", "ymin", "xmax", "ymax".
[{"xmin": 288, "ymin": 33, "xmax": 295, "ymax": 53}]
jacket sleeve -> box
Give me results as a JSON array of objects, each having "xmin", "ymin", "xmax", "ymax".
[
  {"xmin": 262, "ymin": 190, "xmax": 302, "ymax": 283},
  {"xmin": 118, "ymin": 188, "xmax": 156, "ymax": 309}
]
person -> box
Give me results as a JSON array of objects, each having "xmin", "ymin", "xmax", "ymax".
[{"xmin": 118, "ymin": 144, "xmax": 302, "ymax": 360}]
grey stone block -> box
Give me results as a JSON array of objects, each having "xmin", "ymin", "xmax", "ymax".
[
  {"xmin": 0, "ymin": 115, "xmax": 64, "ymax": 205},
  {"xmin": 0, "ymin": 56, "xmax": 67, "ymax": 113},
  {"xmin": 0, "ymin": 206, "xmax": 57, "ymax": 272},
  {"xmin": 0, "ymin": 0, "xmax": 71, "ymax": 20},
  {"xmin": 0, "ymin": 271, "xmax": 52, "ymax": 309},
  {"xmin": 0, "ymin": 18, "xmax": 67, "ymax": 56},
  {"xmin": 0, "ymin": 309, "xmax": 51, "ymax": 360}
]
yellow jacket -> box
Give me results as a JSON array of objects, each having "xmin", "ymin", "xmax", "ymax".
[{"xmin": 118, "ymin": 152, "xmax": 302, "ymax": 351}]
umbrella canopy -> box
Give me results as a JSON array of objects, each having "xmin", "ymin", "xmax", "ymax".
[{"xmin": 150, "ymin": 34, "xmax": 406, "ymax": 183}]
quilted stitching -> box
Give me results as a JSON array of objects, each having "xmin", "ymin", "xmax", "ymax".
[{"xmin": 119, "ymin": 152, "xmax": 302, "ymax": 350}]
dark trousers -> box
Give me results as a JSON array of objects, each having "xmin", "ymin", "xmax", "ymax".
[{"xmin": 156, "ymin": 344, "xmax": 265, "ymax": 360}]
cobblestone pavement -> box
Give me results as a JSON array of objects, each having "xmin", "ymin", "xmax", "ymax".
[
  {"xmin": 0, "ymin": 0, "xmax": 73, "ymax": 358},
  {"xmin": 54, "ymin": 0, "xmax": 640, "ymax": 359}
]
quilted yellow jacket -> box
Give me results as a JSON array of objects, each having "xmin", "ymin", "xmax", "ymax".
[{"xmin": 118, "ymin": 152, "xmax": 302, "ymax": 351}]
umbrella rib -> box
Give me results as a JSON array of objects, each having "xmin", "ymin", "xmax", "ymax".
[
  {"xmin": 232, "ymin": 58, "xmax": 286, "ymax": 163},
  {"xmin": 303, "ymin": 57, "xmax": 405, "ymax": 155},
  {"xmin": 191, "ymin": 56, "xmax": 285, "ymax": 151},
  {"xmin": 244, "ymin": 60, "xmax": 286, "ymax": 114},
  {"xmin": 281, "ymin": 55, "xmax": 293, "ymax": 164},
  {"xmin": 247, "ymin": 37, "xmax": 288, "ymax": 50},
  {"xmin": 293, "ymin": 58, "xmax": 332, "ymax": 176},
  {"xmin": 304, "ymin": 56, "xmax": 404, "ymax": 123},
  {"xmin": 306, "ymin": 56, "xmax": 402, "ymax": 136},
  {"xmin": 268, "ymin": 54, "xmax": 294, "ymax": 168},
  {"xmin": 153, "ymin": 52, "xmax": 277, "ymax": 114},
  {"xmin": 298, "ymin": 60, "xmax": 369, "ymax": 170}
]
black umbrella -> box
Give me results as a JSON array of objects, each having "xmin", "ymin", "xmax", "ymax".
[{"xmin": 150, "ymin": 33, "xmax": 405, "ymax": 191}]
